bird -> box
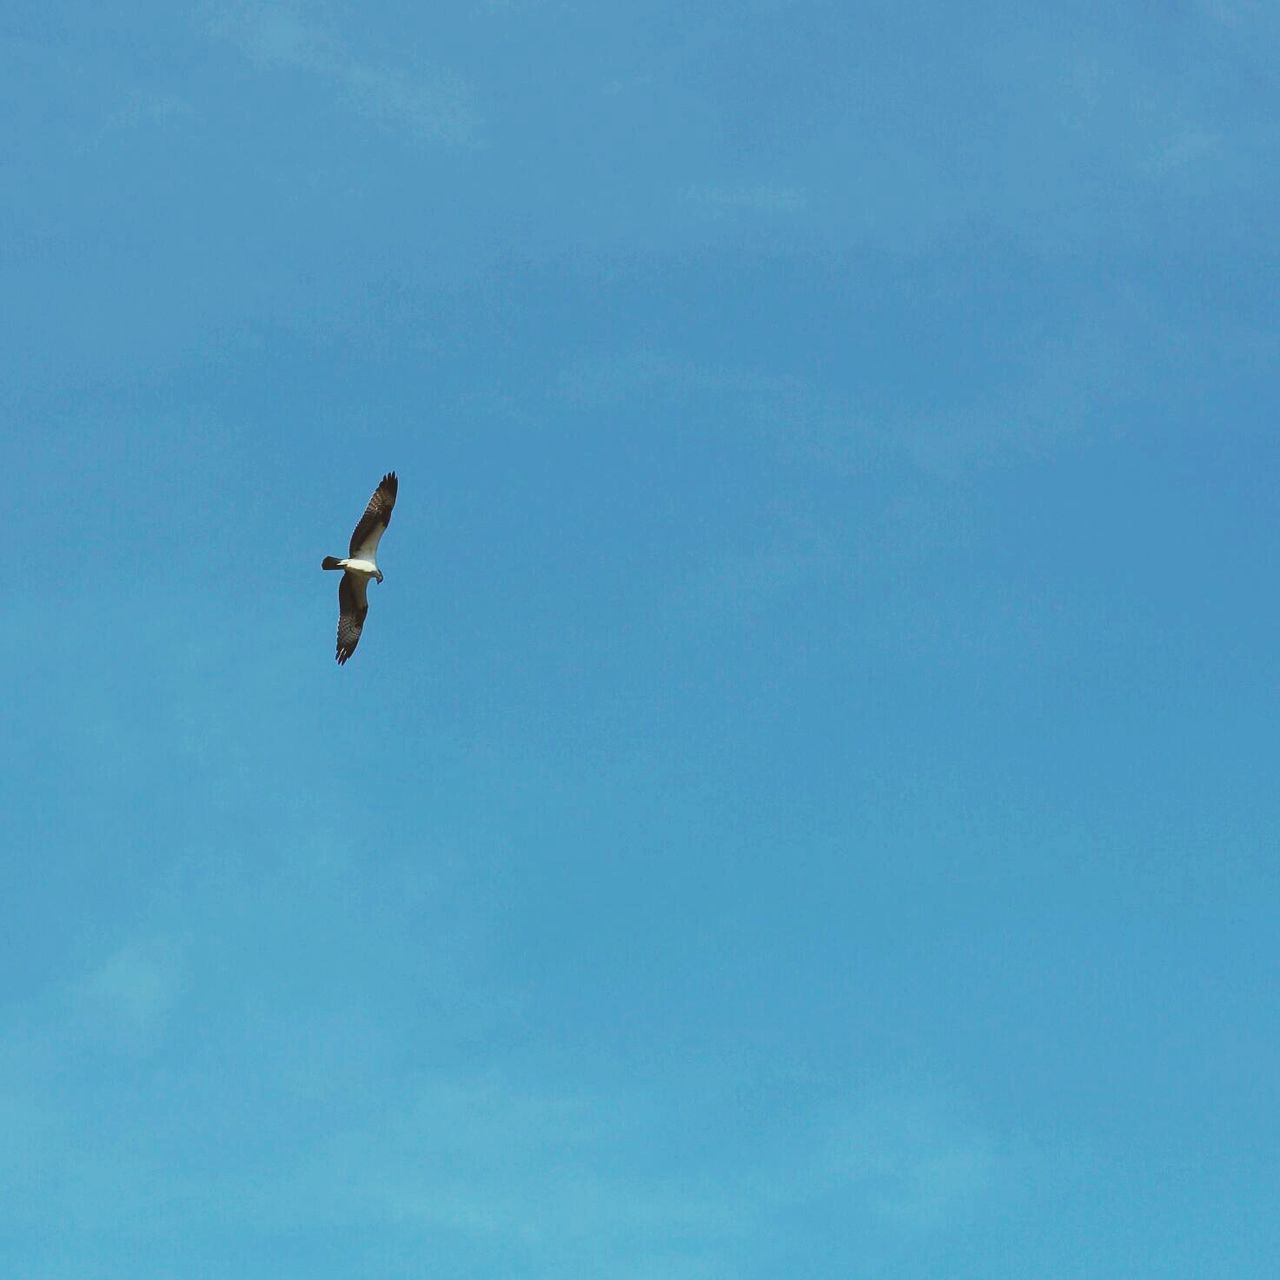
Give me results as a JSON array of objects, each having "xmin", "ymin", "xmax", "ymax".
[{"xmin": 321, "ymin": 472, "xmax": 398, "ymax": 664}]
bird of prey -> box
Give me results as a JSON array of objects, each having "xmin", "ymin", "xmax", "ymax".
[{"xmin": 321, "ymin": 472, "xmax": 398, "ymax": 664}]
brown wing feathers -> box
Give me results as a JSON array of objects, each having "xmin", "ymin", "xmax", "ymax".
[
  {"xmin": 336, "ymin": 573, "xmax": 368, "ymax": 665},
  {"xmin": 348, "ymin": 472, "xmax": 398, "ymax": 558}
]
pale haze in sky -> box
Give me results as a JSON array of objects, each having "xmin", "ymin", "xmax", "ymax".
[{"xmin": 2, "ymin": 3, "xmax": 1278, "ymax": 1276}]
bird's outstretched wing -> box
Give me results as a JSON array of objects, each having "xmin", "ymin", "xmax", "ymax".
[
  {"xmin": 336, "ymin": 573, "xmax": 370, "ymax": 665},
  {"xmin": 349, "ymin": 472, "xmax": 398, "ymax": 560}
]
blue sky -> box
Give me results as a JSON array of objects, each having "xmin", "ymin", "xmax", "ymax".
[{"xmin": 3, "ymin": 2, "xmax": 1279, "ymax": 1275}]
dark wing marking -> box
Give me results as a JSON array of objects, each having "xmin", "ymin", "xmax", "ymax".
[
  {"xmin": 336, "ymin": 572, "xmax": 370, "ymax": 665},
  {"xmin": 349, "ymin": 471, "xmax": 398, "ymax": 560}
]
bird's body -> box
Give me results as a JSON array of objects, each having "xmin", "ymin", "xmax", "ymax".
[
  {"xmin": 321, "ymin": 472, "xmax": 398, "ymax": 664},
  {"xmin": 324, "ymin": 557, "xmax": 380, "ymax": 579}
]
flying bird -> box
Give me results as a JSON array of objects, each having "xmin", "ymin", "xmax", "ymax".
[{"xmin": 321, "ymin": 472, "xmax": 398, "ymax": 664}]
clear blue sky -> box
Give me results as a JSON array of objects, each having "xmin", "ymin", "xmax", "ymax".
[{"xmin": 3, "ymin": 3, "xmax": 1278, "ymax": 1276}]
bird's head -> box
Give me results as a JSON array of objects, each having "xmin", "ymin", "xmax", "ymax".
[{"xmin": 375, "ymin": 570, "xmax": 385, "ymax": 584}]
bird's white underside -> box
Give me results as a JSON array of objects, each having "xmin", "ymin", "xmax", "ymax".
[{"xmin": 336, "ymin": 557, "xmax": 380, "ymax": 579}]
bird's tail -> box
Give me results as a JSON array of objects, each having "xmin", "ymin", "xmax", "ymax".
[{"xmin": 321, "ymin": 556, "xmax": 343, "ymax": 570}]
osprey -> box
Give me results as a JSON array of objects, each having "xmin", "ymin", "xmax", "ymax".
[{"xmin": 321, "ymin": 472, "xmax": 398, "ymax": 664}]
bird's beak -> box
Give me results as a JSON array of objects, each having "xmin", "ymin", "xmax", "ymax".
[{"xmin": 376, "ymin": 572, "xmax": 385, "ymax": 584}]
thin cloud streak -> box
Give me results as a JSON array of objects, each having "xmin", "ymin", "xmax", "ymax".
[
  {"xmin": 77, "ymin": 938, "xmax": 185, "ymax": 1049},
  {"xmin": 0, "ymin": 989, "xmax": 1008, "ymax": 1271},
  {"xmin": 213, "ymin": 2, "xmax": 477, "ymax": 145}
]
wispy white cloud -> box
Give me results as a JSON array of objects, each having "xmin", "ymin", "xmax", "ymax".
[
  {"xmin": 276, "ymin": 1071, "xmax": 1005, "ymax": 1271},
  {"xmin": 684, "ymin": 183, "xmax": 808, "ymax": 214},
  {"xmin": 213, "ymin": 3, "xmax": 477, "ymax": 145},
  {"xmin": 296, "ymin": 1072, "xmax": 746, "ymax": 1258},
  {"xmin": 673, "ymin": 523, "xmax": 837, "ymax": 634},
  {"xmin": 1143, "ymin": 128, "xmax": 1221, "ymax": 175},
  {"xmin": 899, "ymin": 300, "xmax": 1268, "ymax": 482},
  {"xmin": 1195, "ymin": 0, "xmax": 1267, "ymax": 27},
  {"xmin": 0, "ymin": 994, "xmax": 1009, "ymax": 1270},
  {"xmin": 816, "ymin": 1092, "xmax": 998, "ymax": 1229},
  {"xmin": 77, "ymin": 937, "xmax": 184, "ymax": 1048},
  {"xmin": 226, "ymin": 1, "xmax": 334, "ymax": 67},
  {"xmin": 545, "ymin": 345, "xmax": 1047, "ymax": 495},
  {"xmin": 103, "ymin": 91, "xmax": 196, "ymax": 132}
]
